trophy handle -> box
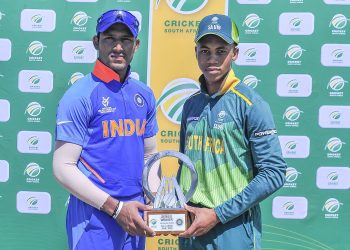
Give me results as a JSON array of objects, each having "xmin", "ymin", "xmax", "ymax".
[{"xmin": 142, "ymin": 150, "xmax": 198, "ymax": 204}]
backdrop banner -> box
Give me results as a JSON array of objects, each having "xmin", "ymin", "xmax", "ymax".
[{"xmin": 0, "ymin": 0, "xmax": 349, "ymax": 249}]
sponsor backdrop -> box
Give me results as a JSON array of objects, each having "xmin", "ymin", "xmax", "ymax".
[{"xmin": 0, "ymin": 0, "xmax": 349, "ymax": 249}]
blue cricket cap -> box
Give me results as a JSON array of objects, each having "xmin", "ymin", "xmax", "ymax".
[
  {"xmin": 96, "ymin": 9, "xmax": 139, "ymax": 37},
  {"xmin": 195, "ymin": 14, "xmax": 239, "ymax": 44}
]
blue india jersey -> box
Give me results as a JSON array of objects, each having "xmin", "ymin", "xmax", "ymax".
[{"xmin": 55, "ymin": 60, "xmax": 158, "ymax": 199}]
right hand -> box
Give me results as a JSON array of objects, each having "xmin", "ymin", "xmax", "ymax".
[{"xmin": 116, "ymin": 201, "xmax": 156, "ymax": 237}]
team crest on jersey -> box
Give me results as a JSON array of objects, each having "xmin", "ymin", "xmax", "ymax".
[
  {"xmin": 134, "ymin": 93, "xmax": 144, "ymax": 107},
  {"xmin": 98, "ymin": 96, "xmax": 116, "ymax": 114},
  {"xmin": 102, "ymin": 97, "xmax": 109, "ymax": 107},
  {"xmin": 218, "ymin": 111, "xmax": 226, "ymax": 120},
  {"xmin": 213, "ymin": 110, "xmax": 226, "ymax": 130}
]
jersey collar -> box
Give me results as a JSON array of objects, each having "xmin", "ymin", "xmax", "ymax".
[
  {"xmin": 92, "ymin": 59, "xmax": 131, "ymax": 84},
  {"xmin": 199, "ymin": 69, "xmax": 241, "ymax": 98}
]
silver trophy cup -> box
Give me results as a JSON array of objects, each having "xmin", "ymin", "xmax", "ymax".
[{"xmin": 142, "ymin": 150, "xmax": 198, "ymax": 235}]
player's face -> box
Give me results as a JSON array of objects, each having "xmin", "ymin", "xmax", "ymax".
[
  {"xmin": 196, "ymin": 35, "xmax": 238, "ymax": 87},
  {"xmin": 93, "ymin": 23, "xmax": 139, "ymax": 80}
]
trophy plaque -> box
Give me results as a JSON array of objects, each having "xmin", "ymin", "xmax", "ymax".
[{"xmin": 142, "ymin": 150, "xmax": 198, "ymax": 236}]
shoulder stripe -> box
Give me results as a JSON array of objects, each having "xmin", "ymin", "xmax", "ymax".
[{"xmin": 230, "ymin": 88, "xmax": 253, "ymax": 106}]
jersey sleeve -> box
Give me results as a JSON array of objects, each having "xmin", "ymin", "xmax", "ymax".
[
  {"xmin": 215, "ymin": 99, "xmax": 287, "ymax": 224},
  {"xmin": 143, "ymin": 91, "xmax": 158, "ymax": 138},
  {"xmin": 55, "ymin": 94, "xmax": 92, "ymax": 146}
]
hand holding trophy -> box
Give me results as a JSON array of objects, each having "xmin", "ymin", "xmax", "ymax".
[{"xmin": 142, "ymin": 150, "xmax": 198, "ymax": 236}]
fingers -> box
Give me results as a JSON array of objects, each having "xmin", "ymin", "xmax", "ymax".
[
  {"xmin": 184, "ymin": 204, "xmax": 196, "ymax": 214},
  {"xmin": 179, "ymin": 223, "xmax": 197, "ymax": 238},
  {"xmin": 128, "ymin": 218, "xmax": 155, "ymax": 237},
  {"xmin": 118, "ymin": 203, "xmax": 155, "ymax": 237},
  {"xmin": 134, "ymin": 201, "xmax": 153, "ymax": 211},
  {"xmin": 142, "ymin": 224, "xmax": 156, "ymax": 237}
]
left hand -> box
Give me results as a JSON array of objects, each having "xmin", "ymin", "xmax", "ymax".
[{"xmin": 179, "ymin": 204, "xmax": 220, "ymax": 238}]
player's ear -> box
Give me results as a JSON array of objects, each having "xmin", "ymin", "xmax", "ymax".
[
  {"xmin": 134, "ymin": 39, "xmax": 140, "ymax": 51},
  {"xmin": 232, "ymin": 45, "xmax": 239, "ymax": 61},
  {"xmin": 93, "ymin": 35, "xmax": 99, "ymax": 50}
]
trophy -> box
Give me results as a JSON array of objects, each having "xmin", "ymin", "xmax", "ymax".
[{"xmin": 142, "ymin": 150, "xmax": 198, "ymax": 235}]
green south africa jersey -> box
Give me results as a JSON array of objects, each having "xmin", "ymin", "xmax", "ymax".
[{"xmin": 179, "ymin": 69, "xmax": 286, "ymax": 220}]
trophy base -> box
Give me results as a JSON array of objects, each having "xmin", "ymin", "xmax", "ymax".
[{"xmin": 144, "ymin": 209, "xmax": 189, "ymax": 236}]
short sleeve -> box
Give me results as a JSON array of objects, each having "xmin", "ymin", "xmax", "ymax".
[
  {"xmin": 143, "ymin": 91, "xmax": 158, "ymax": 138},
  {"xmin": 55, "ymin": 95, "xmax": 92, "ymax": 146}
]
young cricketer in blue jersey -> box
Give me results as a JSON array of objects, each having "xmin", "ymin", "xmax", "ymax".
[
  {"xmin": 178, "ymin": 14, "xmax": 287, "ymax": 250},
  {"xmin": 53, "ymin": 9, "xmax": 158, "ymax": 250}
]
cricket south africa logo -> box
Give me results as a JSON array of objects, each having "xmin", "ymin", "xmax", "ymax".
[
  {"xmin": 289, "ymin": 17, "xmax": 301, "ymax": 28},
  {"xmin": 24, "ymin": 162, "xmax": 43, "ymax": 183},
  {"xmin": 25, "ymin": 102, "xmax": 44, "ymax": 117},
  {"xmin": 321, "ymin": 44, "xmax": 350, "ymax": 67},
  {"xmin": 24, "ymin": 163, "xmax": 42, "ymax": 178},
  {"xmin": 244, "ymin": 48, "xmax": 257, "ymax": 58},
  {"xmin": 17, "ymin": 191, "xmax": 51, "ymax": 214},
  {"xmin": 328, "ymin": 76, "xmax": 347, "ymax": 90},
  {"xmin": 325, "ymin": 137, "xmax": 345, "ymax": 158},
  {"xmin": 20, "ymin": 9, "xmax": 56, "ymax": 32},
  {"xmin": 272, "ymin": 196, "xmax": 308, "ymax": 219},
  {"xmin": 276, "ymin": 74, "xmax": 312, "ymax": 97},
  {"xmin": 17, "ymin": 131, "xmax": 52, "ymax": 154},
  {"xmin": 27, "ymin": 136, "xmax": 39, "ymax": 148},
  {"xmin": 73, "ymin": 46, "xmax": 85, "ymax": 56},
  {"xmin": 163, "ymin": 0, "xmax": 208, "ymax": 14},
  {"xmin": 325, "ymin": 137, "xmax": 344, "ymax": 152},
  {"xmin": 284, "ymin": 167, "xmax": 301, "ymax": 188},
  {"xmin": 71, "ymin": 11, "xmax": 90, "ymax": 32},
  {"xmin": 283, "ymin": 106, "xmax": 303, "ymax": 127},
  {"xmin": 327, "ymin": 76, "xmax": 347, "ymax": 96},
  {"xmin": 327, "ymin": 171, "xmax": 339, "ymax": 183},
  {"xmin": 62, "ymin": 41, "xmax": 97, "ymax": 63},
  {"xmin": 279, "ymin": 136, "xmax": 310, "ymax": 159},
  {"xmin": 27, "ymin": 41, "xmax": 45, "ymax": 55},
  {"xmin": 287, "ymin": 79, "xmax": 299, "ymax": 90},
  {"xmin": 283, "ymin": 201, "xmax": 295, "ymax": 212},
  {"xmin": 329, "ymin": 111, "xmax": 341, "ymax": 121},
  {"xmin": 157, "ymin": 78, "xmax": 200, "ymax": 124},
  {"xmin": 285, "ymin": 44, "xmax": 305, "ymax": 65},
  {"xmin": 285, "ymin": 141, "xmax": 297, "ymax": 150},
  {"xmin": 31, "ymin": 14, "xmax": 43, "ymax": 24},
  {"xmin": 332, "ymin": 49, "xmax": 344, "ymax": 59},
  {"xmin": 27, "ymin": 41, "xmax": 46, "ymax": 61},
  {"xmin": 243, "ymin": 13, "xmax": 263, "ymax": 34},
  {"xmin": 18, "ymin": 70, "xmax": 53, "ymax": 93},
  {"xmin": 29, "ymin": 75, "xmax": 41, "ymax": 86},
  {"xmin": 25, "ymin": 102, "xmax": 45, "ymax": 123},
  {"xmin": 316, "ymin": 166, "xmax": 350, "ymax": 190},
  {"xmin": 243, "ymin": 75, "xmax": 260, "ymax": 88},
  {"xmin": 27, "ymin": 197, "xmax": 39, "ymax": 208},
  {"xmin": 68, "ymin": 72, "xmax": 84, "ymax": 85},
  {"xmin": 279, "ymin": 12, "xmax": 314, "ymax": 35},
  {"xmin": 235, "ymin": 43, "xmax": 270, "ymax": 66},
  {"xmin": 323, "ymin": 198, "xmax": 342, "ymax": 219},
  {"xmin": 329, "ymin": 14, "xmax": 349, "ymax": 35}
]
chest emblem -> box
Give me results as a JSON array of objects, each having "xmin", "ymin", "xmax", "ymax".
[
  {"xmin": 214, "ymin": 110, "xmax": 226, "ymax": 130},
  {"xmin": 98, "ymin": 96, "xmax": 116, "ymax": 114},
  {"xmin": 134, "ymin": 93, "xmax": 144, "ymax": 107}
]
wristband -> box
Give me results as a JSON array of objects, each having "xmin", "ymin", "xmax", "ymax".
[{"xmin": 112, "ymin": 201, "xmax": 124, "ymax": 220}]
